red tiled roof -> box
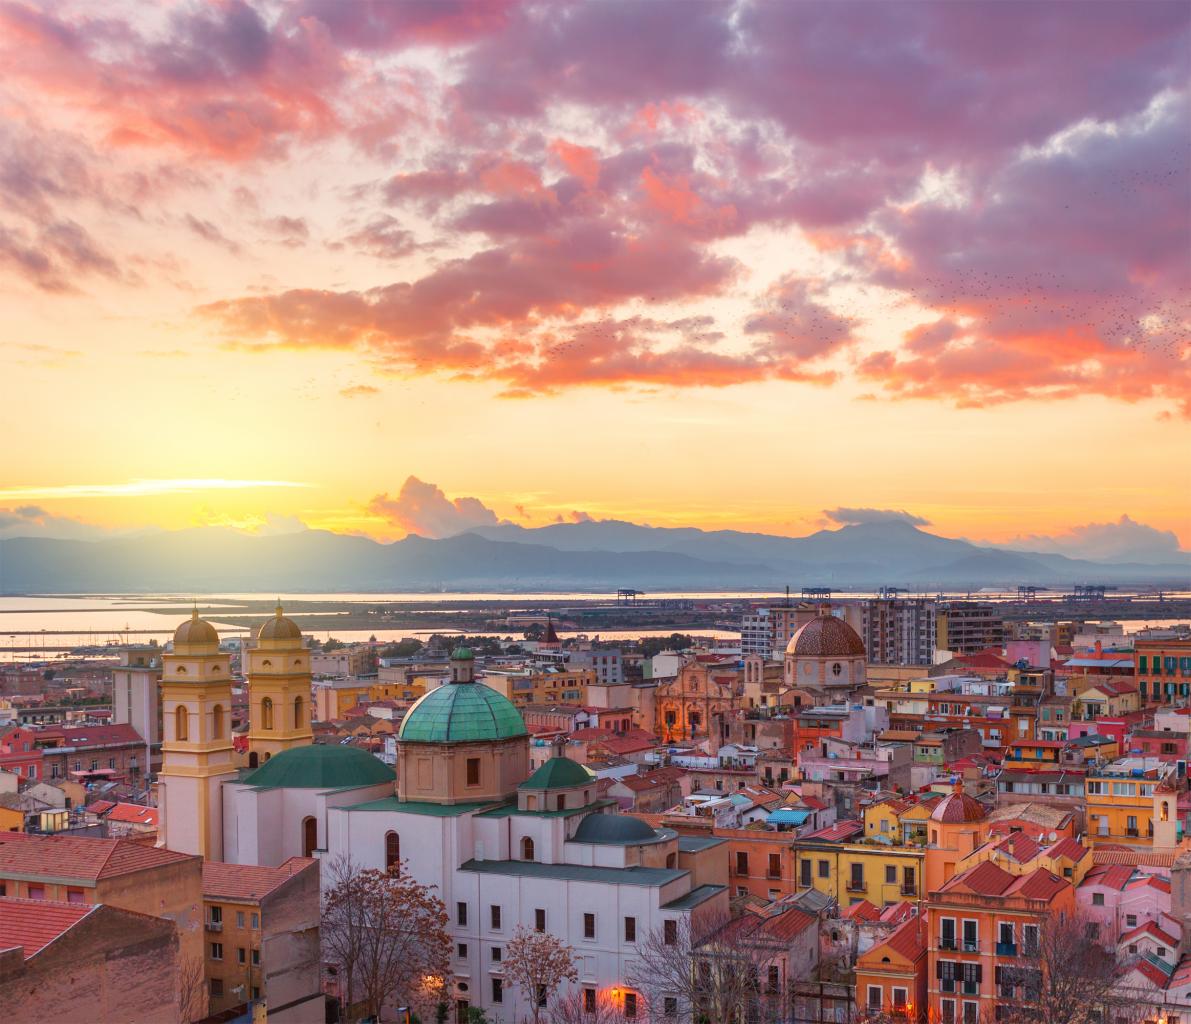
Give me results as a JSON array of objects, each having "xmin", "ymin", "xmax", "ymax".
[
  {"xmin": 994, "ymin": 831, "xmax": 1041, "ymax": 862},
  {"xmin": 1126, "ymin": 874, "xmax": 1171, "ymax": 895},
  {"xmin": 884, "ymin": 916, "xmax": 925, "ymax": 961},
  {"xmin": 1045, "ymin": 836, "xmax": 1087, "ymax": 861},
  {"xmin": 842, "ymin": 899, "xmax": 880, "ymax": 921},
  {"xmin": 943, "ymin": 858, "xmax": 1014, "ymax": 896},
  {"xmin": 202, "ymin": 857, "xmax": 315, "ymax": 902},
  {"xmin": 0, "ymin": 897, "xmax": 94, "ymax": 958},
  {"xmin": 1120, "ymin": 921, "xmax": 1178, "ymax": 948},
  {"xmin": 1135, "ymin": 957, "xmax": 1173, "ymax": 987},
  {"xmin": 34, "ymin": 724, "xmax": 144, "ymax": 748},
  {"xmin": 1084, "ymin": 864, "xmax": 1135, "ymax": 891},
  {"xmin": 803, "ymin": 820, "xmax": 863, "ymax": 843},
  {"xmin": 104, "ymin": 803, "xmax": 158, "ymax": 826},
  {"xmin": 1006, "ymin": 868, "xmax": 1067, "ymax": 901},
  {"xmin": 1093, "ymin": 848, "xmax": 1180, "ymax": 868},
  {"xmin": 0, "ymin": 832, "xmax": 194, "ymax": 882},
  {"xmin": 801, "ymin": 795, "xmax": 829, "ymax": 811}
]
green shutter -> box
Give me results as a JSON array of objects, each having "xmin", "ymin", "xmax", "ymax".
[{"xmin": 1139, "ymin": 656, "xmax": 1148, "ymax": 674}]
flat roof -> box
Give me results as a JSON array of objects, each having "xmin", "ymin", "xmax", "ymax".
[
  {"xmin": 459, "ymin": 858, "xmax": 685, "ymax": 887},
  {"xmin": 677, "ymin": 836, "xmax": 726, "ymax": 853},
  {"xmin": 661, "ymin": 884, "xmax": 726, "ymax": 911}
]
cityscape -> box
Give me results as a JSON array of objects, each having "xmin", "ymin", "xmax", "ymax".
[{"xmin": 1, "ymin": 1, "xmax": 1189, "ymax": 1024}]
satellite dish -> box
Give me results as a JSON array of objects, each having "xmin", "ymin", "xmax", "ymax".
[{"xmin": 1049, "ymin": 832, "xmax": 1057, "ymax": 842}]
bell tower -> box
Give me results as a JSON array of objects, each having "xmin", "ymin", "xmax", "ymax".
[
  {"xmin": 158, "ymin": 609, "xmax": 238, "ymax": 860},
  {"xmin": 246, "ymin": 603, "xmax": 313, "ymax": 767}
]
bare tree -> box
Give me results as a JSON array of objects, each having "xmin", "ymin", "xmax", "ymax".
[
  {"xmin": 321, "ymin": 855, "xmax": 451, "ymax": 1022},
  {"xmin": 503, "ymin": 925, "xmax": 579, "ymax": 1024},
  {"xmin": 626, "ymin": 913, "xmax": 790, "ymax": 1024},
  {"xmin": 176, "ymin": 953, "xmax": 206, "ymax": 1024},
  {"xmin": 991, "ymin": 912, "xmax": 1159, "ymax": 1024},
  {"xmin": 548, "ymin": 989, "xmax": 629, "ymax": 1024}
]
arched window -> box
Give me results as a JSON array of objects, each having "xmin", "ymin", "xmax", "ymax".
[
  {"xmin": 385, "ymin": 831, "xmax": 400, "ymax": 872},
  {"xmin": 294, "ymin": 696, "xmax": 304, "ymax": 730},
  {"xmin": 175, "ymin": 705, "xmax": 189, "ymax": 742},
  {"xmin": 212, "ymin": 704, "xmax": 224, "ymax": 739},
  {"xmin": 666, "ymin": 853, "xmax": 677, "ymax": 868},
  {"xmin": 302, "ymin": 816, "xmax": 317, "ymax": 857},
  {"xmin": 261, "ymin": 697, "xmax": 274, "ymax": 730},
  {"xmin": 248, "ymin": 751, "xmax": 259, "ymax": 769},
  {"xmin": 521, "ymin": 836, "xmax": 535, "ymax": 861},
  {"xmin": 1162, "ymin": 801, "xmax": 1171, "ymax": 822}
]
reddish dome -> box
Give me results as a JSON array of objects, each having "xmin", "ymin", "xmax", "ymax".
[
  {"xmin": 786, "ymin": 614, "xmax": 866, "ymax": 657},
  {"xmin": 930, "ymin": 789, "xmax": 987, "ymax": 823}
]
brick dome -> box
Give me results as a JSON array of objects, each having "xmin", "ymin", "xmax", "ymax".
[
  {"xmin": 930, "ymin": 789, "xmax": 987, "ymax": 823},
  {"xmin": 786, "ymin": 614, "xmax": 866, "ymax": 657}
]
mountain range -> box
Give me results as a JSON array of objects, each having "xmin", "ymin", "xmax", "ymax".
[{"xmin": 0, "ymin": 519, "xmax": 1186, "ymax": 592}]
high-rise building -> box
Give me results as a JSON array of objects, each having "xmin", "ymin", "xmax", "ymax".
[
  {"xmin": 936, "ymin": 602, "xmax": 1006, "ymax": 657},
  {"xmin": 741, "ymin": 603, "xmax": 823, "ymax": 659},
  {"xmin": 857, "ymin": 598, "xmax": 938, "ymax": 666}
]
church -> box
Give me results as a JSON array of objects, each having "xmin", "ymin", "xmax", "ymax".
[{"xmin": 157, "ymin": 610, "xmax": 729, "ymax": 1023}]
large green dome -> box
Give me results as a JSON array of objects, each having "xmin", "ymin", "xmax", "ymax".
[
  {"xmin": 399, "ymin": 681, "xmax": 528, "ymax": 744},
  {"xmin": 244, "ymin": 744, "xmax": 395, "ymax": 789}
]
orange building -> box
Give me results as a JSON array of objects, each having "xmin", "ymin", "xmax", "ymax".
[
  {"xmin": 855, "ymin": 915, "xmax": 927, "ymax": 1019},
  {"xmin": 1135, "ymin": 638, "xmax": 1191, "ymax": 706},
  {"xmin": 922, "ymin": 783, "xmax": 992, "ymax": 897},
  {"xmin": 925, "ymin": 860, "xmax": 1073, "ymax": 1024}
]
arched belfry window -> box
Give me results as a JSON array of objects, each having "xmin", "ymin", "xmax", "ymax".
[
  {"xmin": 175, "ymin": 705, "xmax": 189, "ymax": 742},
  {"xmin": 212, "ymin": 704, "xmax": 224, "ymax": 739},
  {"xmin": 294, "ymin": 696, "xmax": 304, "ymax": 729},
  {"xmin": 385, "ymin": 831, "xmax": 400, "ymax": 871},
  {"xmin": 261, "ymin": 697, "xmax": 274, "ymax": 730}
]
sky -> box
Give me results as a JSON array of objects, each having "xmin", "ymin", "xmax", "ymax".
[{"xmin": 0, "ymin": 0, "xmax": 1188, "ymax": 554}]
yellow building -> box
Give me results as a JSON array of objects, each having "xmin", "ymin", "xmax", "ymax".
[
  {"xmin": 863, "ymin": 795, "xmax": 938, "ymax": 846},
  {"xmin": 1071, "ymin": 679, "xmax": 1142, "ymax": 719},
  {"xmin": 1085, "ymin": 759, "xmax": 1163, "ymax": 846},
  {"xmin": 483, "ymin": 668, "xmax": 596, "ymax": 707},
  {"xmin": 794, "ymin": 823, "xmax": 926, "ymax": 907},
  {"xmin": 245, "ymin": 604, "xmax": 313, "ymax": 767},
  {"xmin": 159, "ymin": 611, "xmax": 240, "ymax": 861}
]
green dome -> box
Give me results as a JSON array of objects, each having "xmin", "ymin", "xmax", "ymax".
[
  {"xmin": 244, "ymin": 744, "xmax": 395, "ymax": 789},
  {"xmin": 399, "ymin": 681, "xmax": 527, "ymax": 744},
  {"xmin": 572, "ymin": 813, "xmax": 663, "ymax": 845},
  {"xmin": 521, "ymin": 756, "xmax": 596, "ymax": 790},
  {"xmin": 451, "ymin": 646, "xmax": 475, "ymax": 661}
]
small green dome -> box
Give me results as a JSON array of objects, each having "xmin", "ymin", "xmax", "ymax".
[
  {"xmin": 572, "ymin": 813, "xmax": 663, "ymax": 845},
  {"xmin": 451, "ymin": 646, "xmax": 475, "ymax": 661},
  {"xmin": 399, "ymin": 681, "xmax": 527, "ymax": 744},
  {"xmin": 244, "ymin": 744, "xmax": 395, "ymax": 789},
  {"xmin": 521, "ymin": 756, "xmax": 595, "ymax": 791}
]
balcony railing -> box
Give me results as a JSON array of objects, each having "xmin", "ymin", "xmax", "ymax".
[
  {"xmin": 939, "ymin": 938, "xmax": 957, "ymax": 951},
  {"xmin": 846, "ymin": 882, "xmax": 867, "ymax": 892},
  {"xmin": 996, "ymin": 942, "xmax": 1017, "ymax": 957},
  {"xmin": 962, "ymin": 940, "xmax": 980, "ymax": 953},
  {"xmin": 900, "ymin": 885, "xmax": 917, "ymax": 896},
  {"xmin": 205, "ymin": 921, "xmax": 223, "ymax": 933}
]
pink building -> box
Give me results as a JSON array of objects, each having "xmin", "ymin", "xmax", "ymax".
[
  {"xmin": 1077, "ymin": 864, "xmax": 1177, "ymax": 948},
  {"xmin": 0, "ymin": 726, "xmax": 43, "ymax": 781}
]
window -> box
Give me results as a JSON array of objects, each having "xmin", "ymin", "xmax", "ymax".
[
  {"xmin": 1126, "ymin": 914, "xmax": 1137, "ymax": 928},
  {"xmin": 251, "ymin": 948, "xmax": 259, "ymax": 966},
  {"xmin": 457, "ymin": 943, "xmax": 468, "ymax": 958},
  {"xmin": 535, "ymin": 908, "xmax": 546, "ymax": 932},
  {"xmin": 818, "ymin": 859, "xmax": 829, "ymax": 879},
  {"xmin": 537, "ymin": 984, "xmax": 548, "ymax": 1008},
  {"xmin": 238, "ymin": 948, "xmax": 246, "ymax": 965},
  {"xmin": 664, "ymin": 919, "xmax": 678, "ymax": 946},
  {"xmin": 302, "ymin": 816, "xmax": 317, "ymax": 858},
  {"xmin": 466, "ymin": 757, "xmax": 481, "ymax": 786},
  {"xmin": 962, "ymin": 919, "xmax": 978, "ymax": 951},
  {"xmin": 457, "ymin": 902, "xmax": 468, "ymax": 926},
  {"xmin": 800, "ymin": 860, "xmax": 812, "ymax": 886},
  {"xmin": 210, "ymin": 978, "xmax": 223, "ymax": 998},
  {"xmin": 624, "ymin": 916, "xmax": 636, "ymax": 942},
  {"xmin": 212, "ymin": 704, "xmax": 224, "ymax": 739},
  {"xmin": 385, "ymin": 831, "xmax": 400, "ymax": 871},
  {"xmin": 584, "ymin": 990, "xmax": 596, "ymax": 1013},
  {"xmin": 210, "ymin": 906, "xmax": 223, "ymax": 924},
  {"xmin": 251, "ymin": 913, "xmax": 259, "ymax": 929},
  {"xmin": 867, "ymin": 985, "xmax": 882, "ymax": 1008},
  {"xmin": 768, "ymin": 853, "xmax": 781, "ymax": 878},
  {"xmin": 294, "ymin": 696, "xmax": 304, "ymax": 729},
  {"xmin": 941, "ymin": 918, "xmax": 957, "ymax": 949},
  {"xmin": 27, "ymin": 885, "xmax": 44, "ymax": 900},
  {"xmin": 521, "ymin": 836, "xmax": 535, "ymax": 861},
  {"xmin": 736, "ymin": 851, "xmax": 749, "ymax": 875},
  {"xmin": 584, "ymin": 913, "xmax": 596, "ymax": 939},
  {"xmin": 491, "ymin": 979, "xmax": 503, "ymax": 1004},
  {"xmin": 893, "ymin": 988, "xmax": 907, "ymax": 1009},
  {"xmin": 903, "ymin": 866, "xmax": 915, "ymax": 892},
  {"xmin": 963, "ymin": 1001, "xmax": 979, "ymax": 1024},
  {"xmin": 261, "ymin": 697, "xmax": 274, "ymax": 730},
  {"xmin": 66, "ymin": 888, "xmax": 84, "ymax": 903},
  {"xmin": 490, "ymin": 905, "xmax": 502, "ymax": 930},
  {"xmin": 767, "ymin": 965, "xmax": 780, "ymax": 992},
  {"xmin": 849, "ymin": 863, "xmax": 864, "ymax": 891},
  {"xmin": 624, "ymin": 993, "xmax": 637, "ymax": 1019},
  {"xmin": 491, "ymin": 946, "xmax": 501, "ymax": 962},
  {"xmin": 211, "ymin": 942, "xmax": 223, "ymax": 961},
  {"xmin": 1092, "ymin": 892, "xmax": 1105, "ymax": 906},
  {"xmin": 885, "ymin": 865, "xmax": 897, "ymax": 884},
  {"xmin": 175, "ymin": 705, "xmax": 189, "ymax": 742},
  {"xmin": 941, "ymin": 999, "xmax": 955, "ymax": 1024}
]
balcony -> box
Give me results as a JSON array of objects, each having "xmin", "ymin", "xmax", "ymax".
[
  {"xmin": 1125, "ymin": 828, "xmax": 1140, "ymax": 838},
  {"xmin": 846, "ymin": 881, "xmax": 867, "ymax": 893},
  {"xmin": 205, "ymin": 921, "xmax": 223, "ymax": 933},
  {"xmin": 962, "ymin": 940, "xmax": 980, "ymax": 953},
  {"xmin": 900, "ymin": 885, "xmax": 917, "ymax": 896},
  {"xmin": 996, "ymin": 942, "xmax": 1017, "ymax": 957},
  {"xmin": 939, "ymin": 938, "xmax": 957, "ymax": 951}
]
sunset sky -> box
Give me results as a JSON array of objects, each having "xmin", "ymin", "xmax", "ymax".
[{"xmin": 1, "ymin": 0, "xmax": 1188, "ymax": 551}]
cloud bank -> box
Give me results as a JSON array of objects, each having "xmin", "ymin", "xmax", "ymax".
[{"xmin": 368, "ymin": 476, "xmax": 505, "ymax": 538}]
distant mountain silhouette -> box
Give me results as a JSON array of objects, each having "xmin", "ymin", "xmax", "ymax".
[{"xmin": 0, "ymin": 520, "xmax": 1185, "ymax": 592}]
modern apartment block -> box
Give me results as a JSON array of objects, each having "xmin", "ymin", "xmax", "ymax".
[
  {"xmin": 937, "ymin": 603, "xmax": 1006, "ymax": 657},
  {"xmin": 857, "ymin": 598, "xmax": 938, "ymax": 666}
]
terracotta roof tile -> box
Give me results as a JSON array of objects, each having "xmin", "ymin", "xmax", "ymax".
[
  {"xmin": 0, "ymin": 832, "xmax": 193, "ymax": 882},
  {"xmin": 202, "ymin": 858, "xmax": 315, "ymax": 902},
  {"xmin": 1045, "ymin": 836, "xmax": 1087, "ymax": 861},
  {"xmin": 803, "ymin": 820, "xmax": 863, "ymax": 843},
  {"xmin": 1120, "ymin": 921, "xmax": 1178, "ymax": 948},
  {"xmin": 842, "ymin": 899, "xmax": 880, "ymax": 921},
  {"xmin": 1084, "ymin": 864, "xmax": 1136, "ymax": 891},
  {"xmin": 0, "ymin": 897, "xmax": 95, "ymax": 958},
  {"xmin": 34, "ymin": 724, "xmax": 144, "ymax": 748}
]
